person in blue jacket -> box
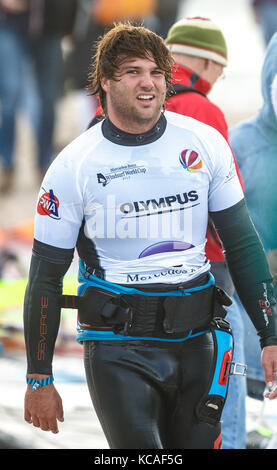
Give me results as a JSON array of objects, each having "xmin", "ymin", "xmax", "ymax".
[
  {"xmin": 252, "ymin": 0, "xmax": 277, "ymax": 46},
  {"xmin": 229, "ymin": 31, "xmax": 277, "ymax": 448}
]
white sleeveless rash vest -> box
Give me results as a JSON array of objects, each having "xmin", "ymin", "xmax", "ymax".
[{"xmin": 34, "ymin": 111, "xmax": 244, "ymax": 285}]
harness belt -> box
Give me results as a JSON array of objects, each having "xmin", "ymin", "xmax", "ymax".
[{"xmin": 60, "ymin": 272, "xmax": 232, "ymax": 339}]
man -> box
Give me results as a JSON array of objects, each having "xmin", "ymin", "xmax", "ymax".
[
  {"xmin": 23, "ymin": 23, "xmax": 277, "ymax": 450},
  {"xmin": 229, "ymin": 31, "xmax": 277, "ymax": 448},
  {"xmin": 164, "ymin": 16, "xmax": 246, "ymax": 449}
]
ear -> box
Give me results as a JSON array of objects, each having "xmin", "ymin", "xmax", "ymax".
[
  {"xmin": 203, "ymin": 59, "xmax": 212, "ymax": 71},
  {"xmin": 100, "ymin": 76, "xmax": 109, "ymax": 93}
]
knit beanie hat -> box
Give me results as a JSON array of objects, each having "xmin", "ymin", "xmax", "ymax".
[{"xmin": 165, "ymin": 16, "xmax": 228, "ymax": 66}]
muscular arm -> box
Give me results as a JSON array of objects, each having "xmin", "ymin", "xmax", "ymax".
[
  {"xmin": 210, "ymin": 199, "xmax": 277, "ymax": 348},
  {"xmin": 24, "ymin": 239, "xmax": 74, "ymax": 374}
]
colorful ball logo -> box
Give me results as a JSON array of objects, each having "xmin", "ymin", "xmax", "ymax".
[{"xmin": 179, "ymin": 149, "xmax": 202, "ymax": 173}]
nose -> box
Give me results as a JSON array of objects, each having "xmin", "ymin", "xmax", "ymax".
[{"xmin": 139, "ymin": 72, "xmax": 154, "ymax": 89}]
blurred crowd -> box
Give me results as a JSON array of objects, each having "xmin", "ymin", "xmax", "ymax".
[
  {"xmin": 0, "ymin": 0, "xmax": 182, "ymax": 194},
  {"xmin": 1, "ymin": 0, "xmax": 277, "ymax": 194}
]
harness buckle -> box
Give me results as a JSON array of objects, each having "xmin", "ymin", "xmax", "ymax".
[
  {"xmin": 228, "ymin": 361, "xmax": 247, "ymax": 377},
  {"xmin": 221, "ymin": 361, "xmax": 247, "ymax": 383},
  {"xmin": 211, "ymin": 316, "xmax": 232, "ymax": 332}
]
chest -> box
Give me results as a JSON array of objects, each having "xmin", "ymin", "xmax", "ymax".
[{"xmin": 82, "ymin": 137, "xmax": 212, "ymax": 215}]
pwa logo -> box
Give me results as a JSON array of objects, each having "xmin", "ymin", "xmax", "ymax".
[
  {"xmin": 179, "ymin": 149, "xmax": 202, "ymax": 173},
  {"xmin": 37, "ymin": 189, "xmax": 61, "ymax": 220}
]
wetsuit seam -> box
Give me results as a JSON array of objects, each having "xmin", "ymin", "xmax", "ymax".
[{"xmin": 86, "ymin": 342, "xmax": 115, "ymax": 447}]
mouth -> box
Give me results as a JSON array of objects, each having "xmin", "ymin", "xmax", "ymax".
[{"xmin": 137, "ymin": 94, "xmax": 155, "ymax": 103}]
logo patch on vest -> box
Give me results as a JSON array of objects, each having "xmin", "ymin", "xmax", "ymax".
[
  {"xmin": 179, "ymin": 149, "xmax": 202, "ymax": 173},
  {"xmin": 37, "ymin": 189, "xmax": 61, "ymax": 220}
]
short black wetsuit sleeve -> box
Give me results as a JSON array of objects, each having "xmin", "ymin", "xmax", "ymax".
[
  {"xmin": 24, "ymin": 239, "xmax": 74, "ymax": 374},
  {"xmin": 210, "ymin": 199, "xmax": 277, "ymax": 348}
]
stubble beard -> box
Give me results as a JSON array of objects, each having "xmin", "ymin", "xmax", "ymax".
[{"xmin": 109, "ymin": 87, "xmax": 165, "ymax": 132}]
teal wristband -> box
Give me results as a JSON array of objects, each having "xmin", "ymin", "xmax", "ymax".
[{"xmin": 26, "ymin": 375, "xmax": 54, "ymax": 391}]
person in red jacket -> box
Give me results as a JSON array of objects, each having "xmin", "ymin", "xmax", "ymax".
[{"xmin": 165, "ymin": 16, "xmax": 247, "ymax": 449}]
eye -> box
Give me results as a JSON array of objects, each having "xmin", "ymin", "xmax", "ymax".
[{"xmin": 152, "ymin": 70, "xmax": 164, "ymax": 76}]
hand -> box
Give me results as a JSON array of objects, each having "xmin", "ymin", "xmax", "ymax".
[
  {"xmin": 24, "ymin": 378, "xmax": 64, "ymax": 433},
  {"xmin": 261, "ymin": 345, "xmax": 277, "ymax": 399}
]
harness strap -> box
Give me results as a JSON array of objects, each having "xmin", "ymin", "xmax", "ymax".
[
  {"xmin": 78, "ymin": 259, "xmax": 215, "ymax": 297},
  {"xmin": 60, "ymin": 289, "xmax": 130, "ymax": 327},
  {"xmin": 61, "ymin": 295, "xmax": 81, "ymax": 309}
]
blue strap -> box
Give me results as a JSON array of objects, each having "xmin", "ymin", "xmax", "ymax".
[
  {"xmin": 26, "ymin": 375, "xmax": 54, "ymax": 391},
  {"xmin": 208, "ymin": 330, "xmax": 233, "ymax": 399},
  {"xmin": 78, "ymin": 260, "xmax": 214, "ymax": 297},
  {"xmin": 76, "ymin": 328, "xmax": 209, "ymax": 343}
]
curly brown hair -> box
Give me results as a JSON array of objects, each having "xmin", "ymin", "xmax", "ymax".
[{"xmin": 87, "ymin": 22, "xmax": 174, "ymax": 115}]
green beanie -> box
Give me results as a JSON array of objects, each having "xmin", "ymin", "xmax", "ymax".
[{"xmin": 165, "ymin": 16, "xmax": 228, "ymax": 66}]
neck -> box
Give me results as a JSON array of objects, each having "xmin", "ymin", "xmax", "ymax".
[
  {"xmin": 107, "ymin": 110, "xmax": 163, "ymax": 134},
  {"xmin": 102, "ymin": 113, "xmax": 167, "ymax": 146}
]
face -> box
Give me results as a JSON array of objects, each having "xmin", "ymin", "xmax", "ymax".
[
  {"xmin": 101, "ymin": 53, "xmax": 167, "ymax": 133},
  {"xmin": 203, "ymin": 60, "xmax": 225, "ymax": 87}
]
